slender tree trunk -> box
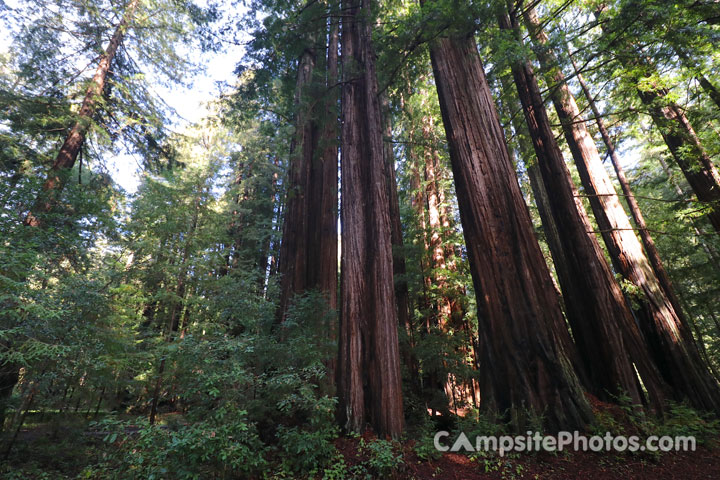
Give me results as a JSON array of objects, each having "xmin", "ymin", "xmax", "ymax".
[
  {"xmin": 337, "ymin": 0, "xmax": 404, "ymax": 437},
  {"xmin": 428, "ymin": 32, "xmax": 592, "ymax": 431},
  {"xmin": 256, "ymin": 157, "xmax": 282, "ymax": 289},
  {"xmin": 148, "ymin": 358, "xmax": 165, "ymax": 425},
  {"xmin": 2, "ymin": 383, "xmax": 34, "ymax": 460},
  {"xmin": 499, "ymin": 11, "xmax": 668, "ymax": 410},
  {"xmin": 595, "ymin": 5, "xmax": 720, "ymax": 234},
  {"xmin": 409, "ymin": 147, "xmax": 432, "ymax": 308},
  {"xmin": 381, "ymin": 94, "xmax": 418, "ymax": 390},
  {"xmin": 567, "ymin": 54, "xmax": 720, "ymax": 412},
  {"xmin": 276, "ymin": 44, "xmax": 318, "ymax": 320},
  {"xmin": 419, "ymin": 109, "xmax": 478, "ymax": 410},
  {"xmin": 93, "ymin": 386, "xmax": 105, "ymax": 418},
  {"xmin": 310, "ymin": 17, "xmax": 339, "ymax": 313},
  {"xmin": 0, "ymin": 364, "xmax": 19, "ymax": 432},
  {"xmin": 277, "ymin": 15, "xmax": 339, "ymax": 323},
  {"xmin": 23, "ymin": 0, "xmax": 140, "ymax": 227},
  {"xmin": 309, "ymin": 18, "xmax": 340, "ymax": 377}
]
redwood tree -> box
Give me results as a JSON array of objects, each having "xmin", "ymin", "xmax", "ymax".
[
  {"xmin": 566, "ymin": 50, "xmax": 720, "ymax": 413},
  {"xmin": 428, "ymin": 31, "xmax": 592, "ymax": 431},
  {"xmin": 23, "ymin": 0, "xmax": 140, "ymax": 227},
  {"xmin": 337, "ymin": 0, "xmax": 404, "ymax": 437},
  {"xmin": 276, "ymin": 14, "xmax": 339, "ymax": 323},
  {"xmin": 499, "ymin": 10, "xmax": 669, "ymax": 411}
]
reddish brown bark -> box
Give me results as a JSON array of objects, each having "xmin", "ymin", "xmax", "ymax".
[
  {"xmin": 277, "ymin": 14, "xmax": 340, "ymax": 325},
  {"xmin": 276, "ymin": 46, "xmax": 318, "ymax": 320},
  {"xmin": 24, "ymin": 0, "xmax": 140, "ymax": 227},
  {"xmin": 381, "ymin": 94, "xmax": 418, "ymax": 390},
  {"xmin": 522, "ymin": 4, "xmax": 718, "ymax": 411},
  {"xmin": 428, "ymin": 32, "xmax": 592, "ymax": 431},
  {"xmin": 311, "ymin": 19, "xmax": 340, "ymax": 377},
  {"xmin": 337, "ymin": 0, "xmax": 404, "ymax": 437},
  {"xmin": 499, "ymin": 11, "xmax": 668, "ymax": 410},
  {"xmin": 566, "ymin": 55, "xmax": 720, "ymax": 412}
]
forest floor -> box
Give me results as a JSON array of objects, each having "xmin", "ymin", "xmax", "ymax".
[
  {"xmin": 4, "ymin": 423, "xmax": 719, "ymax": 479},
  {"xmin": 2, "ymin": 410, "xmax": 719, "ymax": 479},
  {"xmin": 336, "ymin": 434, "xmax": 720, "ymax": 479}
]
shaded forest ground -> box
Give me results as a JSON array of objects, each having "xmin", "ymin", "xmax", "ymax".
[
  {"xmin": 4, "ymin": 422, "xmax": 718, "ymax": 479},
  {"xmin": 3, "ymin": 402, "xmax": 719, "ymax": 479}
]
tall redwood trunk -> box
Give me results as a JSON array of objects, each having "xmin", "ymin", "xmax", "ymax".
[
  {"xmin": 595, "ymin": 5, "xmax": 720, "ymax": 234},
  {"xmin": 428, "ymin": 33, "xmax": 592, "ymax": 431},
  {"xmin": 311, "ymin": 19, "xmax": 340, "ymax": 377},
  {"xmin": 315, "ymin": 19, "xmax": 339, "ymax": 314},
  {"xmin": 337, "ymin": 0, "xmax": 403, "ymax": 437},
  {"xmin": 566, "ymin": 54, "xmax": 720, "ymax": 412},
  {"xmin": 381, "ymin": 95, "xmax": 412, "ymax": 352},
  {"xmin": 276, "ymin": 45, "xmax": 318, "ymax": 320},
  {"xmin": 277, "ymin": 16, "xmax": 339, "ymax": 324},
  {"xmin": 498, "ymin": 11, "xmax": 668, "ymax": 410},
  {"xmin": 24, "ymin": 0, "xmax": 140, "ymax": 227},
  {"xmin": 381, "ymin": 94, "xmax": 417, "ymax": 389},
  {"xmin": 522, "ymin": 4, "xmax": 719, "ymax": 411}
]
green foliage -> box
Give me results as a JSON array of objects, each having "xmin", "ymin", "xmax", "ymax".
[
  {"xmin": 358, "ymin": 437, "xmax": 404, "ymax": 477},
  {"xmin": 88, "ymin": 409, "xmax": 266, "ymax": 479},
  {"xmin": 276, "ymin": 396, "xmax": 338, "ymax": 474},
  {"xmin": 470, "ymin": 450, "xmax": 525, "ymax": 480},
  {"xmin": 657, "ymin": 403, "xmax": 720, "ymax": 445}
]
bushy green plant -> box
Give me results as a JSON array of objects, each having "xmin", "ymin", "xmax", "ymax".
[
  {"xmin": 359, "ymin": 438, "xmax": 404, "ymax": 477},
  {"xmin": 87, "ymin": 407, "xmax": 266, "ymax": 479},
  {"xmin": 276, "ymin": 396, "xmax": 339, "ymax": 474},
  {"xmin": 658, "ymin": 402, "xmax": 720, "ymax": 445}
]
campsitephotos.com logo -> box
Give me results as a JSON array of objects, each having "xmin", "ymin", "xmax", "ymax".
[{"xmin": 434, "ymin": 431, "xmax": 696, "ymax": 457}]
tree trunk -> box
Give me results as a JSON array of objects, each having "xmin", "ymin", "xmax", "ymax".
[
  {"xmin": 226, "ymin": 160, "xmax": 250, "ymax": 272},
  {"xmin": 310, "ymin": 18, "xmax": 340, "ymax": 377},
  {"xmin": 277, "ymin": 15, "xmax": 339, "ymax": 324},
  {"xmin": 523, "ymin": 4, "xmax": 720, "ymax": 412},
  {"xmin": 595, "ymin": 5, "xmax": 720, "ymax": 234},
  {"xmin": 497, "ymin": 72, "xmax": 573, "ymax": 319},
  {"xmin": 428, "ymin": 32, "xmax": 592, "ymax": 431},
  {"xmin": 0, "ymin": 363, "xmax": 19, "ymax": 432},
  {"xmin": 276, "ymin": 44, "xmax": 318, "ymax": 320},
  {"xmin": 337, "ymin": 0, "xmax": 404, "ymax": 437},
  {"xmin": 419, "ymin": 109, "xmax": 478, "ymax": 411},
  {"xmin": 567, "ymin": 53, "xmax": 720, "ymax": 412},
  {"xmin": 255, "ymin": 160, "xmax": 279, "ymax": 287},
  {"xmin": 23, "ymin": 0, "xmax": 140, "ymax": 227},
  {"xmin": 499, "ymin": 11, "xmax": 668, "ymax": 411},
  {"xmin": 381, "ymin": 94, "xmax": 418, "ymax": 390}
]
